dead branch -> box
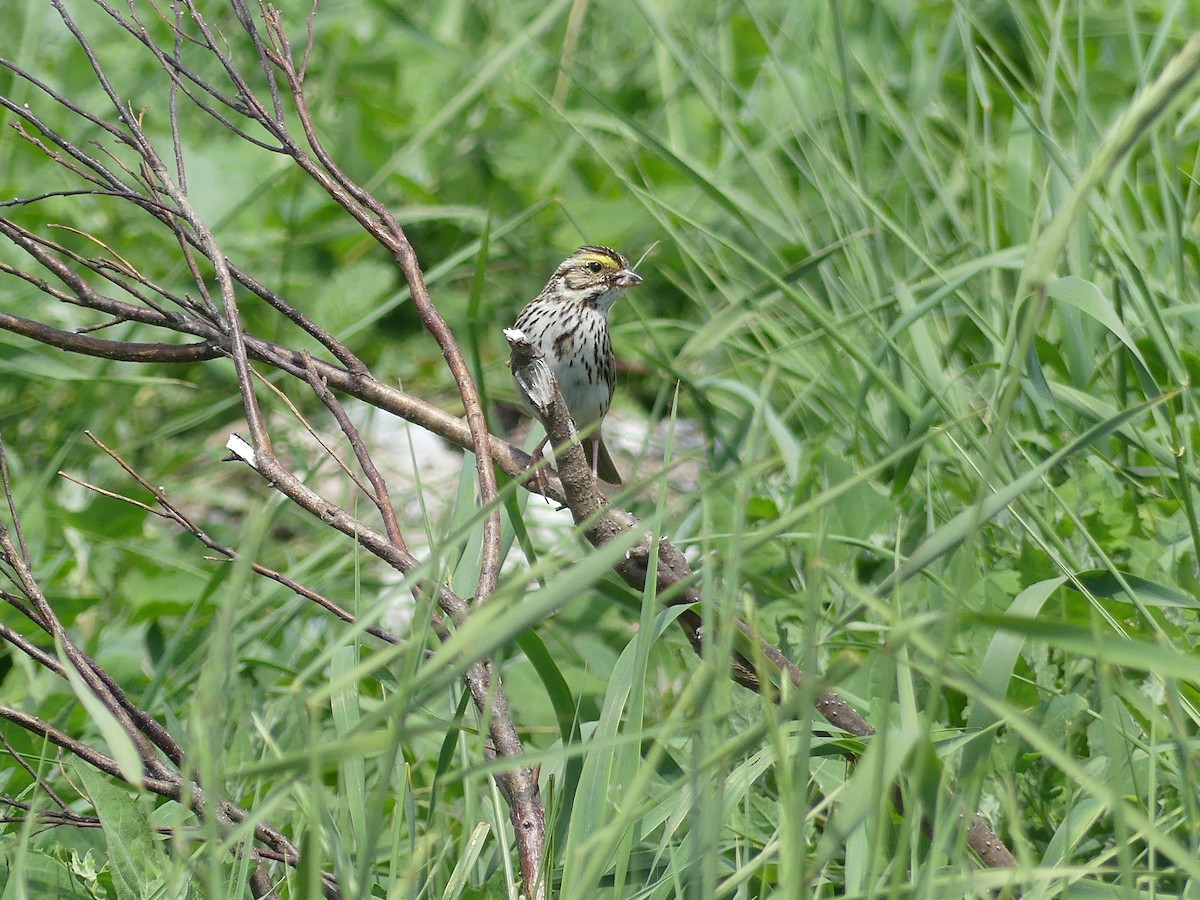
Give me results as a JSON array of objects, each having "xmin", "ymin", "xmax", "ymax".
[
  {"xmin": 80, "ymin": 430, "xmax": 405, "ymax": 645},
  {"xmin": 0, "ymin": 1, "xmax": 547, "ymax": 891},
  {"xmin": 223, "ymin": 433, "xmax": 546, "ymax": 897},
  {"xmin": 505, "ymin": 329, "xmax": 1019, "ymax": 873},
  {"xmin": 0, "ymin": 0, "xmax": 1024, "ymax": 892},
  {"xmin": 0, "ymin": 467, "xmax": 333, "ymax": 897}
]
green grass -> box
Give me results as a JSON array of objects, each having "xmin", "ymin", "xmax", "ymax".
[{"xmin": 2, "ymin": 0, "xmax": 1200, "ymax": 897}]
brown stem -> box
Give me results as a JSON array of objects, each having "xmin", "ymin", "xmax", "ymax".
[
  {"xmin": 81, "ymin": 431, "xmax": 404, "ymax": 645},
  {"xmin": 224, "ymin": 432, "xmax": 546, "ymax": 897},
  {"xmin": 0, "ymin": 527, "xmax": 174, "ymax": 781},
  {"xmin": 249, "ymin": 8, "xmax": 502, "ymax": 607},
  {"xmin": 0, "ymin": 221, "xmax": 554, "ymax": 501},
  {"xmin": 505, "ymin": 329, "xmax": 1017, "ymax": 875},
  {"xmin": 0, "ymin": 311, "xmax": 218, "ymax": 362},
  {"xmin": 300, "ymin": 356, "xmax": 407, "ymax": 552},
  {"xmin": 0, "ymin": 705, "xmax": 328, "ymax": 894}
]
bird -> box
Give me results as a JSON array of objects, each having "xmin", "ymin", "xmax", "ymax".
[{"xmin": 510, "ymin": 245, "xmax": 642, "ymax": 484}]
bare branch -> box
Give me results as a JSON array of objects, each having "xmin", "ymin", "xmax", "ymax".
[
  {"xmin": 0, "ymin": 491, "xmax": 335, "ymax": 894},
  {"xmin": 0, "ymin": 311, "xmax": 218, "ymax": 362},
  {"xmin": 0, "ymin": 529, "xmax": 171, "ymax": 781},
  {"xmin": 0, "ymin": 622, "xmax": 61, "ymax": 674},
  {"xmin": 79, "ymin": 431, "xmax": 404, "ymax": 645},
  {"xmin": 0, "ymin": 218, "xmax": 212, "ymax": 330},
  {"xmin": 0, "ymin": 439, "xmax": 31, "ymax": 570},
  {"xmin": 0, "ymin": 706, "xmax": 171, "ymax": 792},
  {"xmin": 223, "ymin": 432, "xmax": 546, "ymax": 898},
  {"xmin": 0, "ymin": 2, "xmax": 540, "ymax": 892},
  {"xmin": 0, "ymin": 732, "xmax": 73, "ymax": 813},
  {"xmin": 505, "ymin": 329, "xmax": 1017, "ymax": 873},
  {"xmin": 244, "ymin": 7, "xmax": 502, "ymax": 605},
  {"xmin": 301, "ymin": 354, "xmax": 407, "ymax": 551}
]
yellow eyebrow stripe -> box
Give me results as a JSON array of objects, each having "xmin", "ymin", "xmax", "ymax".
[{"xmin": 576, "ymin": 252, "xmax": 619, "ymax": 269}]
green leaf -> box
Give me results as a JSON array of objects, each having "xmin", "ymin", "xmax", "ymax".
[
  {"xmin": 961, "ymin": 577, "xmax": 1065, "ymax": 778},
  {"xmin": 331, "ymin": 646, "xmax": 367, "ymax": 847},
  {"xmin": 1065, "ymin": 569, "xmax": 1200, "ymax": 608},
  {"xmin": 881, "ymin": 392, "xmax": 1173, "ymax": 590},
  {"xmin": 1046, "ymin": 276, "xmax": 1157, "ymax": 395},
  {"xmin": 410, "ymin": 527, "xmax": 644, "ymax": 703},
  {"xmin": 817, "ymin": 723, "xmax": 920, "ymax": 866},
  {"xmin": 1019, "ymin": 35, "xmax": 1200, "ymax": 296},
  {"xmin": 0, "ymin": 848, "xmax": 94, "ymax": 900},
  {"xmin": 1046, "ymin": 278, "xmax": 1137, "ymax": 359},
  {"xmin": 516, "ymin": 628, "xmax": 584, "ymax": 840},
  {"xmin": 746, "ymin": 495, "xmax": 780, "ymax": 521},
  {"xmin": 440, "ymin": 822, "xmax": 491, "ymax": 900},
  {"xmin": 972, "ymin": 614, "xmax": 1200, "ymax": 683},
  {"xmin": 75, "ymin": 765, "xmax": 171, "ymax": 900}
]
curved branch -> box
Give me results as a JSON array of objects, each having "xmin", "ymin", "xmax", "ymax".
[
  {"xmin": 0, "ymin": 312, "xmax": 218, "ymax": 363},
  {"xmin": 0, "ymin": 707, "xmax": 178, "ymax": 795},
  {"xmin": 81, "ymin": 430, "xmax": 404, "ymax": 646},
  {"xmin": 0, "ymin": 302, "xmax": 555, "ymax": 499},
  {"xmin": 0, "ymin": 219, "xmax": 209, "ymax": 329},
  {"xmin": 224, "ymin": 432, "xmax": 546, "ymax": 897},
  {"xmin": 232, "ymin": 7, "xmax": 503, "ymax": 607},
  {"xmin": 505, "ymin": 329, "xmax": 1018, "ymax": 873},
  {"xmin": 0, "ymin": 705, "xmax": 323, "ymax": 895}
]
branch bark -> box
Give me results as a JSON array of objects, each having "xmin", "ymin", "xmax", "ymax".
[
  {"xmin": 0, "ymin": 447, "xmax": 328, "ymax": 898},
  {"xmin": 223, "ymin": 433, "xmax": 547, "ymax": 898},
  {"xmin": 505, "ymin": 329, "xmax": 1018, "ymax": 873}
]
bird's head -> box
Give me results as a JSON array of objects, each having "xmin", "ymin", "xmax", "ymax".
[{"xmin": 545, "ymin": 245, "xmax": 643, "ymax": 311}]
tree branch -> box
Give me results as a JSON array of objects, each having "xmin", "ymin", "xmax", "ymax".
[
  {"xmin": 505, "ymin": 328, "xmax": 1018, "ymax": 872},
  {"xmin": 223, "ymin": 433, "xmax": 547, "ymax": 897}
]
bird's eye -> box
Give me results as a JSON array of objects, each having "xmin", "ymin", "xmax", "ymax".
[{"xmin": 586, "ymin": 261, "xmax": 603, "ymax": 274}]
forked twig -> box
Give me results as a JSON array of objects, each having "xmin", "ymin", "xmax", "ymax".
[
  {"xmin": 78, "ymin": 431, "xmax": 405, "ymax": 646},
  {"xmin": 0, "ymin": 452, "xmax": 322, "ymax": 899}
]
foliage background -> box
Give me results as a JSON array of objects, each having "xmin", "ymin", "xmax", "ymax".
[{"xmin": 1, "ymin": 0, "xmax": 1199, "ymax": 897}]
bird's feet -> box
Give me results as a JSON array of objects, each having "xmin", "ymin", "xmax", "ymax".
[{"xmin": 524, "ymin": 446, "xmax": 557, "ymax": 504}]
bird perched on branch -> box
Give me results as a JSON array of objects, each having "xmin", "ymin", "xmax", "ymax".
[{"xmin": 510, "ymin": 245, "xmax": 642, "ymax": 484}]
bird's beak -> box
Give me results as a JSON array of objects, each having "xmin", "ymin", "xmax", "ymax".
[{"xmin": 614, "ymin": 269, "xmax": 643, "ymax": 288}]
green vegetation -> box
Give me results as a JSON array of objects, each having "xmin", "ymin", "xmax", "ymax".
[{"xmin": 2, "ymin": 0, "xmax": 1200, "ymax": 897}]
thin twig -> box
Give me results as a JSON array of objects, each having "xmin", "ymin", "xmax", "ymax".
[
  {"xmin": 0, "ymin": 535, "xmax": 169, "ymax": 781},
  {"xmin": 0, "ymin": 732, "xmax": 73, "ymax": 813},
  {"xmin": 223, "ymin": 432, "xmax": 544, "ymax": 896},
  {"xmin": 0, "ymin": 438, "xmax": 31, "ymax": 569},
  {"xmin": 254, "ymin": 8, "xmax": 501, "ymax": 606},
  {"xmin": 301, "ymin": 354, "xmax": 407, "ymax": 551},
  {"xmin": 79, "ymin": 431, "xmax": 404, "ymax": 646},
  {"xmin": 0, "ymin": 312, "xmax": 218, "ymax": 362}
]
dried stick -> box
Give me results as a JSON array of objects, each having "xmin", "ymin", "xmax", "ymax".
[
  {"xmin": 0, "ymin": 789, "xmax": 277, "ymax": 899},
  {"xmin": 224, "ymin": 433, "xmax": 547, "ymax": 898},
  {"xmin": 0, "ymin": 2, "xmax": 543, "ymax": 893},
  {"xmin": 505, "ymin": 330, "xmax": 1018, "ymax": 873},
  {"xmin": 79, "ymin": 431, "xmax": 404, "ymax": 646},
  {"xmin": 0, "ymin": 529, "xmax": 170, "ymax": 783},
  {"xmin": 0, "ymin": 470, "xmax": 334, "ymax": 897},
  {"xmin": 300, "ymin": 355, "xmax": 407, "ymax": 552},
  {"xmin": 251, "ymin": 5, "xmax": 503, "ymax": 606},
  {"xmin": 0, "ymin": 310, "xmax": 218, "ymax": 362}
]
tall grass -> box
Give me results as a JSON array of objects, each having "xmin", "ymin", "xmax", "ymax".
[{"xmin": 1, "ymin": 1, "xmax": 1199, "ymax": 897}]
